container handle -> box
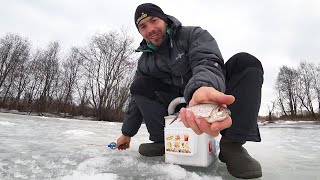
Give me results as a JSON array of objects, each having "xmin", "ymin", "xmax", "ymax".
[{"xmin": 167, "ymin": 97, "xmax": 186, "ymax": 115}]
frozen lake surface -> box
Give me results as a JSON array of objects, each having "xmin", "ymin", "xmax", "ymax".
[{"xmin": 0, "ymin": 112, "xmax": 319, "ymax": 180}]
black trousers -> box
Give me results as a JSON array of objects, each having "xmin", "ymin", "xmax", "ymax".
[{"xmin": 130, "ymin": 52, "xmax": 263, "ymax": 142}]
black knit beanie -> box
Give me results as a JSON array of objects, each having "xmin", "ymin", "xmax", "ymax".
[{"xmin": 134, "ymin": 3, "xmax": 168, "ymax": 28}]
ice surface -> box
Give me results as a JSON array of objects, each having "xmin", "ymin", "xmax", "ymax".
[
  {"xmin": 61, "ymin": 172, "xmax": 118, "ymax": 180},
  {"xmin": 0, "ymin": 112, "xmax": 320, "ymax": 180}
]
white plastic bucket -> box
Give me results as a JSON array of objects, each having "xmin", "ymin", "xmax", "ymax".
[{"xmin": 164, "ymin": 114, "xmax": 219, "ymax": 167}]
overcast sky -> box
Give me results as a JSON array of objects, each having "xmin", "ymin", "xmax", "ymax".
[{"xmin": 1, "ymin": 0, "xmax": 319, "ymax": 115}]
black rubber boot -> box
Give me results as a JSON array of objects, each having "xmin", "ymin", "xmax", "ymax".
[
  {"xmin": 139, "ymin": 143, "xmax": 165, "ymax": 157},
  {"xmin": 219, "ymin": 138, "xmax": 262, "ymax": 179}
]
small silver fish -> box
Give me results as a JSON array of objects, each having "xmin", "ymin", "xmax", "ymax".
[{"xmin": 169, "ymin": 103, "xmax": 231, "ymax": 125}]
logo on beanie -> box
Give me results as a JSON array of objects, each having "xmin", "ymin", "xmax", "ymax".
[{"xmin": 136, "ymin": 12, "xmax": 148, "ymax": 24}]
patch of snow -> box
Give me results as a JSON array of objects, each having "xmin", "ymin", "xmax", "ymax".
[{"xmin": 0, "ymin": 121, "xmax": 17, "ymax": 126}]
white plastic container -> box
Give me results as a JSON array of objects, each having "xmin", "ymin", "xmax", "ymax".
[{"xmin": 164, "ymin": 97, "xmax": 220, "ymax": 167}]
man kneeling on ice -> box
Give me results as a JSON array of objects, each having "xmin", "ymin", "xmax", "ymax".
[{"xmin": 116, "ymin": 3, "xmax": 264, "ymax": 179}]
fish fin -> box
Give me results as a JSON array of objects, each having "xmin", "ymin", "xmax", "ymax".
[{"xmin": 169, "ymin": 113, "xmax": 179, "ymax": 125}]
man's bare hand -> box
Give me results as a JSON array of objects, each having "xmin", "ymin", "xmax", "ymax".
[
  {"xmin": 116, "ymin": 135, "xmax": 131, "ymax": 150},
  {"xmin": 180, "ymin": 87, "xmax": 235, "ymax": 136}
]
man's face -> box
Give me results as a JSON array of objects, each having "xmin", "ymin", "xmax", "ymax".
[{"xmin": 137, "ymin": 16, "xmax": 167, "ymax": 46}]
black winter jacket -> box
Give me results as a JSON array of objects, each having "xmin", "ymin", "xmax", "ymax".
[{"xmin": 121, "ymin": 15, "xmax": 226, "ymax": 137}]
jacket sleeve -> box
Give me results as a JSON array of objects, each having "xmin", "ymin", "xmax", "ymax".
[
  {"xmin": 121, "ymin": 96, "xmax": 143, "ymax": 137},
  {"xmin": 183, "ymin": 27, "xmax": 226, "ymax": 103},
  {"xmin": 121, "ymin": 71, "xmax": 144, "ymax": 137}
]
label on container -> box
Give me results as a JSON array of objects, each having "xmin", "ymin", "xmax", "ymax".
[{"xmin": 164, "ymin": 128, "xmax": 197, "ymax": 156}]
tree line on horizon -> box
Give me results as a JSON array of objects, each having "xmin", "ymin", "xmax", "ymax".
[
  {"xmin": 1, "ymin": 31, "xmax": 319, "ymax": 122},
  {"xmin": 0, "ymin": 31, "xmax": 136, "ymax": 121},
  {"xmin": 267, "ymin": 62, "xmax": 320, "ymax": 121}
]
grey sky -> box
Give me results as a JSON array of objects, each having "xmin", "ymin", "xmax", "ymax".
[{"xmin": 1, "ymin": 0, "xmax": 319, "ymax": 115}]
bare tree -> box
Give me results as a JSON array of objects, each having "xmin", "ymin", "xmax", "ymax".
[
  {"xmin": 297, "ymin": 62, "xmax": 317, "ymax": 119},
  {"xmin": 57, "ymin": 47, "xmax": 83, "ymax": 114},
  {"xmin": 75, "ymin": 80, "xmax": 91, "ymax": 116},
  {"xmin": 0, "ymin": 33, "xmax": 30, "ymax": 106},
  {"xmin": 312, "ymin": 63, "xmax": 320, "ymax": 113},
  {"xmin": 267, "ymin": 100, "xmax": 276, "ymax": 121},
  {"xmin": 275, "ymin": 81, "xmax": 288, "ymax": 117},
  {"xmin": 27, "ymin": 42, "xmax": 60, "ymax": 113},
  {"xmin": 4, "ymin": 60, "xmax": 31, "ymax": 110},
  {"xmin": 79, "ymin": 30, "xmax": 135, "ymax": 120},
  {"xmin": 275, "ymin": 66, "xmax": 299, "ymax": 117},
  {"xmin": 108, "ymin": 74, "xmax": 134, "ymax": 121},
  {"xmin": 24, "ymin": 50, "xmax": 45, "ymax": 110}
]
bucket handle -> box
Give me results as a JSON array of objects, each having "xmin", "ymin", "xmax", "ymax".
[{"xmin": 167, "ymin": 97, "xmax": 186, "ymax": 115}]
